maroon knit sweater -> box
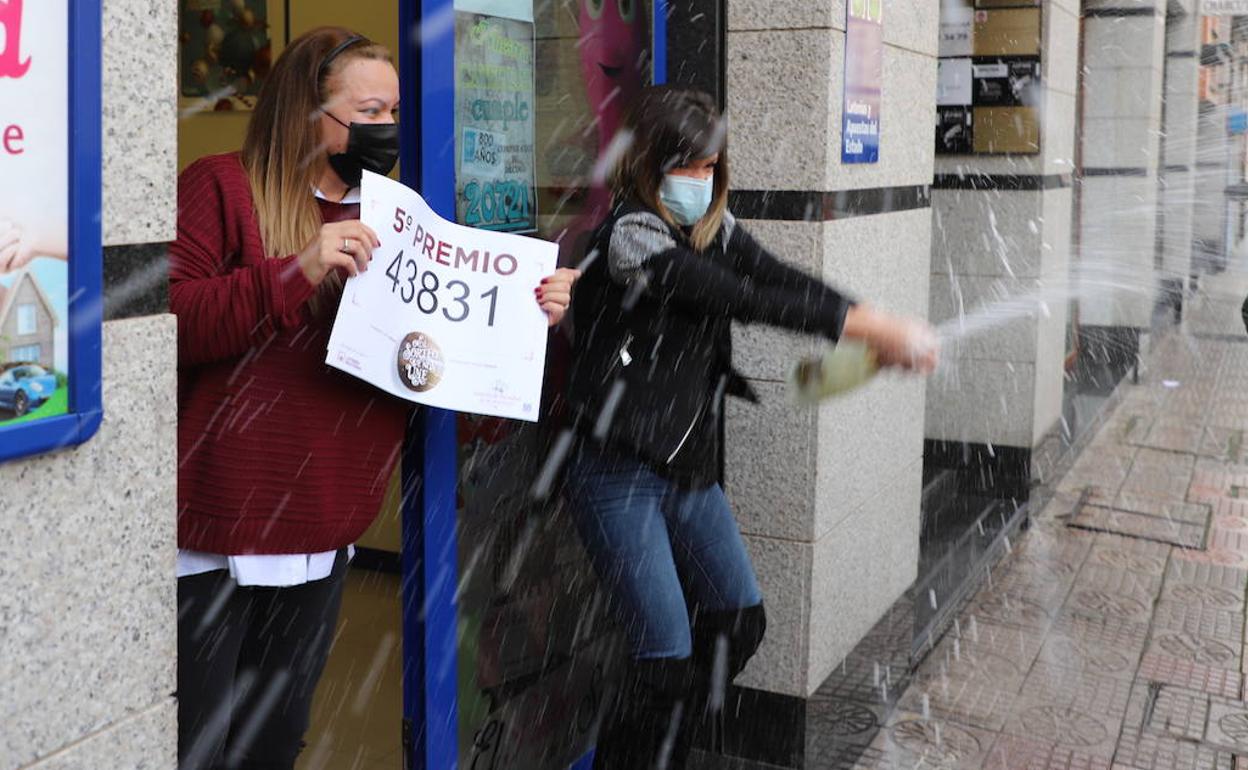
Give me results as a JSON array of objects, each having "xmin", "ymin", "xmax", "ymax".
[{"xmin": 170, "ymin": 152, "xmax": 410, "ymax": 554}]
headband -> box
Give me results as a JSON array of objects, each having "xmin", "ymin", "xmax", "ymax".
[{"xmin": 318, "ymin": 35, "xmax": 368, "ymax": 78}]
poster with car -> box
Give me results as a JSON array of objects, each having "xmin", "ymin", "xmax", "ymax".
[
  {"xmin": 0, "ymin": 0, "xmax": 71, "ymax": 427},
  {"xmin": 454, "ymin": 3, "xmax": 538, "ymax": 233}
]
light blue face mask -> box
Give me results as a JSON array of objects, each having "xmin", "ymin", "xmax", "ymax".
[{"xmin": 659, "ymin": 174, "xmax": 714, "ymax": 226}]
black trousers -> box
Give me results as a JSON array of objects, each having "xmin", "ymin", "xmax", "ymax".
[{"xmin": 176, "ymin": 550, "xmax": 348, "ymax": 770}]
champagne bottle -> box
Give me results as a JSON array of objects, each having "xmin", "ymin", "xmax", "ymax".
[{"xmin": 791, "ymin": 340, "xmax": 879, "ymax": 403}]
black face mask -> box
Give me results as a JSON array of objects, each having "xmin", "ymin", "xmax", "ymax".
[{"xmin": 326, "ymin": 113, "xmax": 400, "ymax": 188}]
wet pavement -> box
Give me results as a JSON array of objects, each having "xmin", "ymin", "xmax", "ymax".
[{"xmin": 760, "ymin": 266, "xmax": 1248, "ymax": 770}]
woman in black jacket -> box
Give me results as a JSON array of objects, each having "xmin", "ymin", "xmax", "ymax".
[{"xmin": 566, "ymin": 85, "xmax": 938, "ymax": 769}]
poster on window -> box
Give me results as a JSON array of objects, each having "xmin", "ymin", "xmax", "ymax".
[
  {"xmin": 0, "ymin": 0, "xmax": 71, "ymax": 428},
  {"xmin": 454, "ymin": 10, "xmax": 538, "ymax": 233},
  {"xmin": 842, "ymin": 0, "xmax": 882, "ymax": 164}
]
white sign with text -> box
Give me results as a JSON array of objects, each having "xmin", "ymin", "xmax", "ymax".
[
  {"xmin": 327, "ymin": 171, "xmax": 556, "ymax": 421},
  {"xmin": 1204, "ymin": 0, "xmax": 1248, "ymax": 14}
]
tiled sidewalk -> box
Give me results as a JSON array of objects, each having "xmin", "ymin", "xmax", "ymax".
[{"xmin": 827, "ymin": 274, "xmax": 1248, "ymax": 769}]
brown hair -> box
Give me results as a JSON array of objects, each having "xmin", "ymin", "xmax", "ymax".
[
  {"xmin": 611, "ymin": 85, "xmax": 729, "ymax": 252},
  {"xmin": 241, "ymin": 28, "xmax": 391, "ymax": 295}
]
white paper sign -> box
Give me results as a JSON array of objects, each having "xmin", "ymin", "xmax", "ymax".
[
  {"xmin": 1204, "ymin": 0, "xmax": 1248, "ymax": 14},
  {"xmin": 327, "ymin": 171, "xmax": 556, "ymax": 421},
  {"xmin": 937, "ymin": 58, "xmax": 973, "ymax": 106},
  {"xmin": 938, "ymin": 0, "xmax": 973, "ymax": 58}
]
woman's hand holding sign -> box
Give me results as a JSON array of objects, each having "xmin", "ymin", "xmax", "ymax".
[
  {"xmin": 537, "ymin": 267, "xmax": 580, "ymax": 327},
  {"xmin": 298, "ymin": 219, "xmax": 382, "ymax": 285}
]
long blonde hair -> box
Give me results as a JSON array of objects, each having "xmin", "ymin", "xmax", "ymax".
[
  {"xmin": 241, "ymin": 28, "xmax": 391, "ymax": 295},
  {"xmin": 611, "ymin": 86, "xmax": 730, "ymax": 252}
]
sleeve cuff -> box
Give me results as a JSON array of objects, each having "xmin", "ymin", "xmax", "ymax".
[{"xmin": 271, "ymin": 255, "xmax": 318, "ymax": 321}]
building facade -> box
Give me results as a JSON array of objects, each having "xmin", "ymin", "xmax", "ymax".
[{"xmin": 3, "ymin": 1, "xmax": 1241, "ymax": 768}]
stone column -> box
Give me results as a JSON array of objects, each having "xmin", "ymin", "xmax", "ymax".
[
  {"xmin": 925, "ymin": 0, "xmax": 1078, "ymax": 488},
  {"xmin": 717, "ymin": 0, "xmax": 938, "ymax": 762},
  {"xmin": 2, "ymin": 0, "xmax": 179, "ymax": 766},
  {"xmin": 1160, "ymin": 5, "xmax": 1201, "ymax": 320},
  {"xmin": 1076, "ymin": 1, "xmax": 1167, "ymax": 339}
]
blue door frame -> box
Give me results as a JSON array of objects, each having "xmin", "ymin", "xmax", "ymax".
[{"xmin": 397, "ymin": 2, "xmax": 666, "ymax": 766}]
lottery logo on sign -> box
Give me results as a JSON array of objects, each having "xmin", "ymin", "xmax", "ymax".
[
  {"xmin": 397, "ymin": 332, "xmax": 445, "ymax": 393},
  {"xmin": 462, "ymin": 127, "xmax": 505, "ymax": 179}
]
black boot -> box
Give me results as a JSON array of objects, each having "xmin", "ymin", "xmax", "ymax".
[
  {"xmin": 682, "ymin": 604, "xmax": 767, "ymax": 758},
  {"xmin": 593, "ymin": 657, "xmax": 694, "ymax": 770}
]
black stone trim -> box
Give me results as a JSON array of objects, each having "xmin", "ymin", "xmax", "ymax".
[
  {"xmin": 1163, "ymin": 164, "xmax": 1192, "ymax": 173},
  {"xmin": 925, "ymin": 440, "xmax": 1032, "ymax": 501},
  {"xmin": 1083, "ymin": 7, "xmax": 1160, "ymax": 17},
  {"xmin": 353, "ymin": 546, "xmax": 402, "ymax": 574},
  {"xmin": 931, "ymin": 173, "xmax": 1073, "ymax": 191},
  {"xmin": 1197, "ymin": 162, "xmax": 1227, "ymax": 170},
  {"xmin": 102, "ymin": 242, "xmax": 169, "ymax": 321},
  {"xmin": 727, "ymin": 185, "xmax": 931, "ymax": 222},
  {"xmin": 708, "ymin": 686, "xmax": 806, "ymax": 767},
  {"xmin": 1081, "ymin": 167, "xmax": 1149, "ymax": 177},
  {"xmin": 1168, "ymin": 50, "xmax": 1197, "ymax": 58}
]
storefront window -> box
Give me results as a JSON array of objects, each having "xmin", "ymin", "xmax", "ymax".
[{"xmin": 451, "ymin": 1, "xmax": 653, "ymax": 765}]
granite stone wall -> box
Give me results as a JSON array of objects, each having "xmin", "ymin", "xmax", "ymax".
[
  {"xmin": 724, "ymin": 0, "xmax": 938, "ymax": 699},
  {"xmin": 3, "ymin": 0, "xmax": 178, "ymax": 765}
]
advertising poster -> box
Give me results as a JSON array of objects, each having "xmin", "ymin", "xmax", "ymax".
[
  {"xmin": 0, "ymin": 0, "xmax": 71, "ymax": 427},
  {"xmin": 971, "ymin": 58, "xmax": 1041, "ymax": 107},
  {"xmin": 937, "ymin": 107, "xmax": 974, "ymax": 154},
  {"xmin": 326, "ymin": 172, "xmax": 555, "ymax": 421},
  {"xmin": 454, "ymin": 7, "xmax": 538, "ymax": 233},
  {"xmin": 842, "ymin": 0, "xmax": 883, "ymax": 164}
]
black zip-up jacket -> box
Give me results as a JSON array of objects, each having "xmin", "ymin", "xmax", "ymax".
[{"xmin": 568, "ymin": 201, "xmax": 855, "ymax": 485}]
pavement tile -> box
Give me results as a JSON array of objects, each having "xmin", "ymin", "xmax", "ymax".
[
  {"xmin": 1212, "ymin": 497, "xmax": 1248, "ymax": 519},
  {"xmin": 1212, "ymin": 526, "xmax": 1248, "ymax": 555},
  {"xmin": 1138, "ymin": 652, "xmax": 1244, "ymax": 699},
  {"xmin": 1131, "ymin": 424, "xmax": 1205, "ymax": 454},
  {"xmin": 898, "ymin": 676, "xmax": 1020, "ymax": 733},
  {"xmin": 966, "ymin": 590, "xmax": 1055, "ymax": 632},
  {"xmin": 1070, "ymin": 506, "xmax": 1207, "ymax": 549},
  {"xmin": 1206, "ymin": 696, "xmax": 1248, "ymax": 754},
  {"xmin": 1145, "ymin": 631, "xmax": 1240, "ymax": 671},
  {"xmin": 998, "ymin": 701, "xmax": 1118, "ymax": 759},
  {"xmin": 806, "ymin": 698, "xmax": 883, "ymax": 754},
  {"xmin": 1164, "ymin": 560, "xmax": 1248, "ymax": 593},
  {"xmin": 1087, "ymin": 534, "xmax": 1171, "ymax": 574},
  {"xmin": 983, "ymin": 734, "xmax": 1113, "ymax": 770},
  {"xmin": 1035, "ymin": 633, "xmax": 1139, "ymax": 680},
  {"xmin": 1066, "ymin": 587, "xmax": 1154, "ymax": 624},
  {"xmin": 1201, "ymin": 427, "xmax": 1245, "ymax": 461},
  {"xmin": 1113, "ymin": 493, "xmax": 1213, "ymax": 525},
  {"xmin": 1173, "ymin": 546, "xmax": 1248, "ymax": 570},
  {"xmin": 1113, "ymin": 724, "xmax": 1238, "ymax": 769},
  {"xmin": 1125, "ymin": 682, "xmax": 1209, "ymax": 743},
  {"xmin": 1049, "ymin": 611, "xmax": 1151, "ymax": 660},
  {"xmin": 860, "ymin": 713, "xmax": 996, "ymax": 770},
  {"xmin": 1152, "ymin": 601, "xmax": 1246, "ymax": 643},
  {"xmin": 1013, "ymin": 664, "xmax": 1134, "ymax": 723}
]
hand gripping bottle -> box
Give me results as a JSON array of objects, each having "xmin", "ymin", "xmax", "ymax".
[{"xmin": 790, "ymin": 340, "xmax": 879, "ymax": 404}]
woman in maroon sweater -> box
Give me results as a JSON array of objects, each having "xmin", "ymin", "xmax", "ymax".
[{"xmin": 170, "ymin": 28, "xmax": 577, "ymax": 769}]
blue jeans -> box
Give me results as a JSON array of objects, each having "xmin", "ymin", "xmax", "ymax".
[{"xmin": 566, "ymin": 446, "xmax": 763, "ymax": 660}]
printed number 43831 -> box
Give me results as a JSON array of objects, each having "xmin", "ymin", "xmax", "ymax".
[{"xmin": 384, "ymin": 251, "xmax": 499, "ymax": 326}]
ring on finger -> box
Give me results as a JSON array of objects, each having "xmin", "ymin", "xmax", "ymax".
[{"xmin": 341, "ymin": 238, "xmax": 353, "ymax": 254}]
